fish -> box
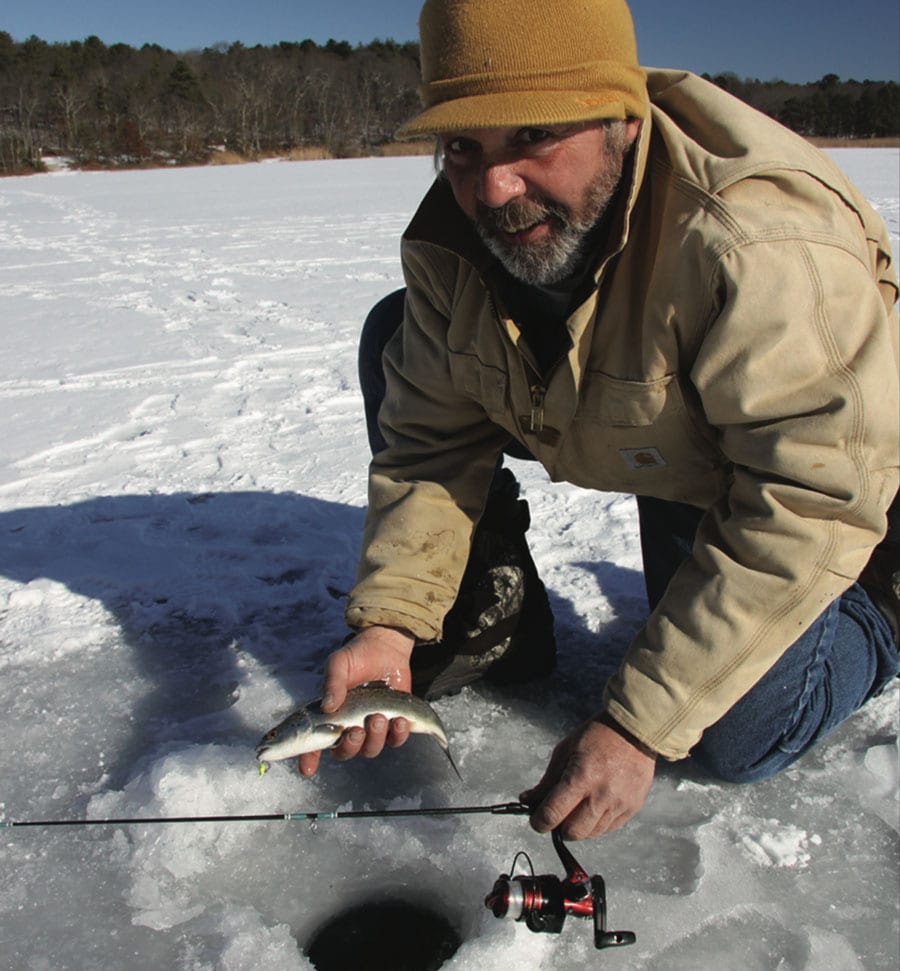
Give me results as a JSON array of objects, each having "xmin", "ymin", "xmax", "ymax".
[{"xmin": 256, "ymin": 682, "xmax": 462, "ymax": 779}]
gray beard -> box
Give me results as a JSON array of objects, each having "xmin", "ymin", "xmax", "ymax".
[{"xmin": 474, "ymin": 131, "xmax": 630, "ymax": 286}]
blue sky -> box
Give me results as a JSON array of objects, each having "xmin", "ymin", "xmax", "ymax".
[{"xmin": 2, "ymin": 0, "xmax": 898, "ymax": 83}]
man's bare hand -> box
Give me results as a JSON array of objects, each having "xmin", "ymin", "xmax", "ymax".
[
  {"xmin": 297, "ymin": 626, "xmax": 415, "ymax": 777},
  {"xmin": 520, "ymin": 717, "xmax": 656, "ymax": 840}
]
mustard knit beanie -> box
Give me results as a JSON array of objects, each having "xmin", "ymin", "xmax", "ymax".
[{"xmin": 395, "ymin": 0, "xmax": 647, "ymax": 138}]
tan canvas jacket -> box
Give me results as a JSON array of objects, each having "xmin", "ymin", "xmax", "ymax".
[{"xmin": 345, "ymin": 69, "xmax": 899, "ymax": 760}]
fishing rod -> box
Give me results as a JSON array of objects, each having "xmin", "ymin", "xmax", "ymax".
[
  {"xmin": 0, "ymin": 800, "xmax": 532, "ymax": 830},
  {"xmin": 1, "ymin": 798, "xmax": 635, "ymax": 951}
]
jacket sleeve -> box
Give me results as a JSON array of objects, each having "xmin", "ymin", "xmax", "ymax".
[
  {"xmin": 604, "ymin": 226, "xmax": 899, "ymax": 760},
  {"xmin": 345, "ymin": 242, "xmax": 512, "ymax": 640}
]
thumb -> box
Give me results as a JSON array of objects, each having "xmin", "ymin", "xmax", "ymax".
[{"xmin": 320, "ymin": 649, "xmax": 353, "ymax": 713}]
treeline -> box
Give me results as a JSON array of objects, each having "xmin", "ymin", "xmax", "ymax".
[
  {"xmin": 703, "ymin": 71, "xmax": 899, "ymax": 141},
  {"xmin": 0, "ymin": 32, "xmax": 897, "ymax": 175},
  {"xmin": 0, "ymin": 33, "xmax": 422, "ymax": 173}
]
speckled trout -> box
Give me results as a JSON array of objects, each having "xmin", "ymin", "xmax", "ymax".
[{"xmin": 256, "ymin": 682, "xmax": 461, "ymax": 779}]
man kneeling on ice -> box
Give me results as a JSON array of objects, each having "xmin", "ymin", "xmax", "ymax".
[{"xmin": 298, "ymin": 0, "xmax": 899, "ymax": 840}]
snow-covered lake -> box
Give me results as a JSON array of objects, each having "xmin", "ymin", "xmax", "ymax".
[{"xmin": 0, "ymin": 150, "xmax": 897, "ymax": 970}]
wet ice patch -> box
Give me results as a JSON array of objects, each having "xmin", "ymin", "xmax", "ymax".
[
  {"xmin": 640, "ymin": 908, "xmax": 811, "ymax": 970},
  {"xmin": 612, "ymin": 823, "xmax": 703, "ymax": 895}
]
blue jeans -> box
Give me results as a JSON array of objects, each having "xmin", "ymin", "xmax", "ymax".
[
  {"xmin": 359, "ymin": 290, "xmax": 899, "ymax": 783},
  {"xmin": 637, "ymin": 496, "xmax": 898, "ymax": 781}
]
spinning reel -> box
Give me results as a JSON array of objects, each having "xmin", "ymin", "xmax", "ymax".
[{"xmin": 485, "ymin": 828, "xmax": 636, "ymax": 950}]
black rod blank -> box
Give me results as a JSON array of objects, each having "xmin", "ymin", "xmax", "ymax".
[{"xmin": 1, "ymin": 801, "xmax": 531, "ymax": 830}]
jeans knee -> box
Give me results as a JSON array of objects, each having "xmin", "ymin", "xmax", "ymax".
[
  {"xmin": 359, "ymin": 288, "xmax": 406, "ymax": 455},
  {"xmin": 691, "ymin": 741, "xmax": 786, "ymax": 785}
]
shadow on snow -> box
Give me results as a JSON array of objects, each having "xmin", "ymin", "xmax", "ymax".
[{"xmin": 0, "ymin": 489, "xmax": 648, "ymax": 790}]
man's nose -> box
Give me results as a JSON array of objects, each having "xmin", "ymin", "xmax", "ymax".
[{"xmin": 477, "ymin": 162, "xmax": 526, "ymax": 209}]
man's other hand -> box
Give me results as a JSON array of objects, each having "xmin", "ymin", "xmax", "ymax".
[{"xmin": 520, "ymin": 717, "xmax": 656, "ymax": 840}]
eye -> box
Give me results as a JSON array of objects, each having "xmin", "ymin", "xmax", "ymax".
[
  {"xmin": 517, "ymin": 127, "xmax": 555, "ymax": 145},
  {"xmin": 441, "ymin": 135, "xmax": 480, "ymax": 159}
]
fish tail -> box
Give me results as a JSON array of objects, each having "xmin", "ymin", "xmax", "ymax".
[{"xmin": 439, "ymin": 742, "xmax": 462, "ymax": 781}]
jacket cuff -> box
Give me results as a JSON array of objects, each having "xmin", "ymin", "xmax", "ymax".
[
  {"xmin": 598, "ymin": 711, "xmax": 660, "ymax": 760},
  {"xmin": 345, "ymin": 603, "xmax": 442, "ymax": 642}
]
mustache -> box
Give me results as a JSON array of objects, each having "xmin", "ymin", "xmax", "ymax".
[{"xmin": 475, "ymin": 195, "xmax": 569, "ymax": 234}]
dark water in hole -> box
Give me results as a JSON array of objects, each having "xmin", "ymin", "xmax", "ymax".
[{"xmin": 306, "ymin": 897, "xmax": 462, "ymax": 971}]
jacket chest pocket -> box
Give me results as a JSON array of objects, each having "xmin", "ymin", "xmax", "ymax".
[
  {"xmin": 447, "ymin": 351, "xmax": 509, "ymax": 418},
  {"xmin": 560, "ymin": 371, "xmax": 727, "ymax": 502}
]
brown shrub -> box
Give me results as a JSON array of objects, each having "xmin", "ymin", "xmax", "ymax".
[
  {"xmin": 280, "ymin": 146, "xmax": 335, "ymax": 161},
  {"xmin": 208, "ymin": 150, "xmax": 249, "ymax": 166},
  {"xmin": 375, "ymin": 140, "xmax": 434, "ymax": 157}
]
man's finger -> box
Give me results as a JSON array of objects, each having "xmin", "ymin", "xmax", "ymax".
[
  {"xmin": 387, "ymin": 716, "xmax": 410, "ymax": 748},
  {"xmin": 298, "ymin": 750, "xmax": 321, "ymax": 777},
  {"xmin": 359, "ymin": 714, "xmax": 389, "ymax": 758},
  {"xmin": 556, "ymin": 796, "xmax": 613, "ymax": 841},
  {"xmin": 331, "ymin": 726, "xmax": 366, "ymax": 761},
  {"xmin": 528, "ymin": 778, "xmax": 585, "ymax": 834}
]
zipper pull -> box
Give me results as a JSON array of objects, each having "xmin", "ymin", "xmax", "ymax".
[{"xmin": 529, "ymin": 384, "xmax": 546, "ymax": 433}]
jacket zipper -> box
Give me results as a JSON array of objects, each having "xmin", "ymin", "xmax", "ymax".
[
  {"xmin": 529, "ymin": 383, "xmax": 546, "ymax": 433},
  {"xmin": 487, "ymin": 289, "xmax": 558, "ymax": 445}
]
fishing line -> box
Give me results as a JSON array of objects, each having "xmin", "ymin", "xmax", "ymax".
[{"xmin": 0, "ymin": 801, "xmax": 531, "ymax": 830}]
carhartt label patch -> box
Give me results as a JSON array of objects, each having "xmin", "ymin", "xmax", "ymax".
[{"xmin": 620, "ymin": 447, "xmax": 668, "ymax": 470}]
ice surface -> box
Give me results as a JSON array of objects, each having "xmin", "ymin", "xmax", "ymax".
[{"xmin": 0, "ymin": 151, "xmax": 897, "ymax": 969}]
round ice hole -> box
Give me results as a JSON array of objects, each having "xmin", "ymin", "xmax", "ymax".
[{"xmin": 306, "ymin": 897, "xmax": 461, "ymax": 971}]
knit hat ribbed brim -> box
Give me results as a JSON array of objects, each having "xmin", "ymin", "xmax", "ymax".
[{"xmin": 396, "ymin": 0, "xmax": 647, "ymax": 138}]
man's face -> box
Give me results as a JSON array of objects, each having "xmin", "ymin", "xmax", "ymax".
[{"xmin": 439, "ymin": 119, "xmax": 640, "ymax": 285}]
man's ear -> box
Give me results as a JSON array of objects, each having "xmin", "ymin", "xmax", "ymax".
[{"xmin": 624, "ymin": 118, "xmax": 641, "ymax": 146}]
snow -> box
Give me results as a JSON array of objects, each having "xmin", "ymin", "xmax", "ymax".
[{"xmin": 0, "ymin": 150, "xmax": 898, "ymax": 970}]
